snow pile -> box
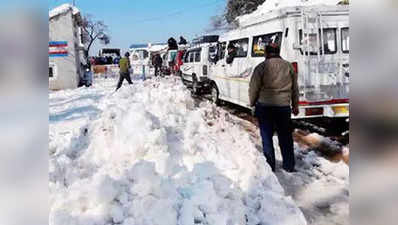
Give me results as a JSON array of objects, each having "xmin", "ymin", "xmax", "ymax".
[
  {"xmin": 238, "ymin": 0, "xmax": 342, "ymax": 25},
  {"xmin": 49, "ymin": 78, "xmax": 307, "ymax": 225},
  {"xmin": 273, "ymin": 137, "xmax": 349, "ymax": 225},
  {"xmin": 49, "ymin": 3, "xmax": 80, "ymax": 19}
]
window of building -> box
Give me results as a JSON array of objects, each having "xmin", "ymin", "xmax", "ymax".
[
  {"xmin": 230, "ymin": 38, "xmax": 249, "ymax": 57},
  {"xmin": 341, "ymin": 27, "xmax": 349, "ymax": 53},
  {"xmin": 252, "ymin": 32, "xmax": 282, "ymax": 57}
]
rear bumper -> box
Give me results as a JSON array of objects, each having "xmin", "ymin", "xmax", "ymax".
[{"xmin": 293, "ymin": 103, "xmax": 349, "ymax": 119}]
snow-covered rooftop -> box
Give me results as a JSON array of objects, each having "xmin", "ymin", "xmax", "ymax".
[{"xmin": 49, "ymin": 3, "xmax": 80, "ymax": 19}]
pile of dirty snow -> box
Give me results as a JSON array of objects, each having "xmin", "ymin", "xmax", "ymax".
[{"xmin": 49, "ymin": 77, "xmax": 307, "ymax": 225}]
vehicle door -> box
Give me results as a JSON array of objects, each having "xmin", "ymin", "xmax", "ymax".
[
  {"xmin": 213, "ymin": 42, "xmax": 230, "ymax": 99},
  {"xmin": 193, "ymin": 48, "xmax": 202, "ymax": 78},
  {"xmin": 226, "ymin": 38, "xmax": 249, "ymax": 102}
]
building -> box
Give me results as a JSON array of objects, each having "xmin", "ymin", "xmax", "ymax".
[{"xmin": 49, "ymin": 4, "xmax": 85, "ymax": 90}]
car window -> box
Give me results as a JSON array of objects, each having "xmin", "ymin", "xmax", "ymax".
[
  {"xmin": 230, "ymin": 38, "xmax": 249, "ymax": 57},
  {"xmin": 252, "ymin": 32, "xmax": 282, "ymax": 57},
  {"xmin": 184, "ymin": 51, "xmax": 189, "ymax": 63},
  {"xmin": 195, "ymin": 49, "xmax": 201, "ymax": 62},
  {"xmin": 299, "ymin": 28, "xmax": 337, "ymax": 55},
  {"xmin": 189, "ymin": 51, "xmax": 194, "ymax": 62},
  {"xmin": 322, "ymin": 28, "xmax": 337, "ymax": 54},
  {"xmin": 341, "ymin": 27, "xmax": 349, "ymax": 53},
  {"xmin": 219, "ymin": 42, "xmax": 226, "ymax": 59}
]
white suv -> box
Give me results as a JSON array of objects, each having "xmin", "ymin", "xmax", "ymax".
[{"xmin": 179, "ymin": 42, "xmax": 218, "ymax": 95}]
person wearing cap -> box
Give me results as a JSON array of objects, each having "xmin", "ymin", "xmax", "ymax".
[
  {"xmin": 226, "ymin": 43, "xmax": 237, "ymax": 64},
  {"xmin": 249, "ymin": 43, "xmax": 299, "ymax": 173},
  {"xmin": 116, "ymin": 52, "xmax": 133, "ymax": 91}
]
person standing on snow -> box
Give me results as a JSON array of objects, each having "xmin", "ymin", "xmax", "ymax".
[
  {"xmin": 167, "ymin": 37, "xmax": 178, "ymax": 50},
  {"xmin": 116, "ymin": 52, "xmax": 133, "ymax": 91},
  {"xmin": 179, "ymin": 36, "xmax": 187, "ymax": 45},
  {"xmin": 249, "ymin": 43, "xmax": 299, "ymax": 172},
  {"xmin": 153, "ymin": 54, "xmax": 163, "ymax": 77}
]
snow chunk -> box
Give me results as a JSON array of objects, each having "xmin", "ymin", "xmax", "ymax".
[{"xmin": 49, "ymin": 3, "xmax": 80, "ymax": 19}]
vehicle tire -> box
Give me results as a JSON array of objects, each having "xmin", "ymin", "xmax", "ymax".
[
  {"xmin": 210, "ymin": 82, "xmax": 220, "ymax": 105},
  {"xmin": 192, "ymin": 74, "xmax": 199, "ymax": 95}
]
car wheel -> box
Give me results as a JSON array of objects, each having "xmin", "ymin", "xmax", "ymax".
[
  {"xmin": 192, "ymin": 75, "xmax": 199, "ymax": 95},
  {"xmin": 210, "ymin": 82, "xmax": 219, "ymax": 105}
]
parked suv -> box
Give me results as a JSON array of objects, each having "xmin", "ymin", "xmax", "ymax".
[{"xmin": 179, "ymin": 37, "xmax": 218, "ymax": 95}]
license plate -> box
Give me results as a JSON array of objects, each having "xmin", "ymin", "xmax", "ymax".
[{"xmin": 333, "ymin": 106, "xmax": 349, "ymax": 115}]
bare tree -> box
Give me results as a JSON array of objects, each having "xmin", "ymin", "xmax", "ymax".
[{"xmin": 81, "ymin": 14, "xmax": 110, "ymax": 60}]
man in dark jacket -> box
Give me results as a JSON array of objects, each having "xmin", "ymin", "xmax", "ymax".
[
  {"xmin": 153, "ymin": 54, "xmax": 163, "ymax": 77},
  {"xmin": 179, "ymin": 36, "xmax": 187, "ymax": 45},
  {"xmin": 249, "ymin": 43, "xmax": 299, "ymax": 172},
  {"xmin": 167, "ymin": 37, "xmax": 178, "ymax": 50},
  {"xmin": 116, "ymin": 52, "xmax": 133, "ymax": 91}
]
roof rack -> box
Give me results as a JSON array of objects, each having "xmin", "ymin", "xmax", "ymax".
[{"xmin": 191, "ymin": 35, "xmax": 219, "ymax": 45}]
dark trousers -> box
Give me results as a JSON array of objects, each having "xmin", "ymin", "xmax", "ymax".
[
  {"xmin": 116, "ymin": 72, "xmax": 133, "ymax": 91},
  {"xmin": 255, "ymin": 104, "xmax": 295, "ymax": 172},
  {"xmin": 154, "ymin": 65, "xmax": 161, "ymax": 77}
]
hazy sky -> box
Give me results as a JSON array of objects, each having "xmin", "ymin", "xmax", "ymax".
[{"xmin": 48, "ymin": 0, "xmax": 227, "ymax": 55}]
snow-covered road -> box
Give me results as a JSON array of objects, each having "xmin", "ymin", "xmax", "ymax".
[{"xmin": 49, "ymin": 77, "xmax": 348, "ymax": 225}]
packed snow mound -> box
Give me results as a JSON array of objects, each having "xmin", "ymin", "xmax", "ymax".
[
  {"xmin": 238, "ymin": 0, "xmax": 342, "ymax": 25},
  {"xmin": 49, "ymin": 3, "xmax": 80, "ymax": 19},
  {"xmin": 49, "ymin": 78, "xmax": 307, "ymax": 225}
]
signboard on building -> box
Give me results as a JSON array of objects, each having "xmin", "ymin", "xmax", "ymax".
[{"xmin": 49, "ymin": 41, "xmax": 68, "ymax": 57}]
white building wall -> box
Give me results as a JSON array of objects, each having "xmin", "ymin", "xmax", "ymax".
[{"xmin": 49, "ymin": 10, "xmax": 82, "ymax": 90}]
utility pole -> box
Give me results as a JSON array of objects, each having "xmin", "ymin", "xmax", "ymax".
[{"xmin": 72, "ymin": 0, "xmax": 75, "ymax": 6}]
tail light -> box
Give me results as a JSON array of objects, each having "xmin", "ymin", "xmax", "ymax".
[
  {"xmin": 203, "ymin": 65, "xmax": 208, "ymax": 75},
  {"xmin": 305, "ymin": 107, "xmax": 323, "ymax": 116},
  {"xmin": 291, "ymin": 62, "xmax": 298, "ymax": 74}
]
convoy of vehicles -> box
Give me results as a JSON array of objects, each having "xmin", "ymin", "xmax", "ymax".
[
  {"xmin": 179, "ymin": 5, "xmax": 349, "ymax": 119},
  {"xmin": 89, "ymin": 5, "xmax": 349, "ymax": 120}
]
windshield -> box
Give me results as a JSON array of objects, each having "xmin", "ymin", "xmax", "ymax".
[{"xmin": 341, "ymin": 27, "xmax": 349, "ymax": 53}]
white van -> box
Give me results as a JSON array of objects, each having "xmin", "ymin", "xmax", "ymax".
[
  {"xmin": 129, "ymin": 43, "xmax": 168, "ymax": 75},
  {"xmin": 179, "ymin": 35, "xmax": 219, "ymax": 94},
  {"xmin": 206, "ymin": 5, "xmax": 349, "ymax": 119}
]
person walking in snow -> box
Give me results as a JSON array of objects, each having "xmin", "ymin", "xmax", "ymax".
[
  {"xmin": 249, "ymin": 43, "xmax": 299, "ymax": 172},
  {"xmin": 116, "ymin": 52, "xmax": 133, "ymax": 91},
  {"xmin": 153, "ymin": 54, "xmax": 163, "ymax": 77}
]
